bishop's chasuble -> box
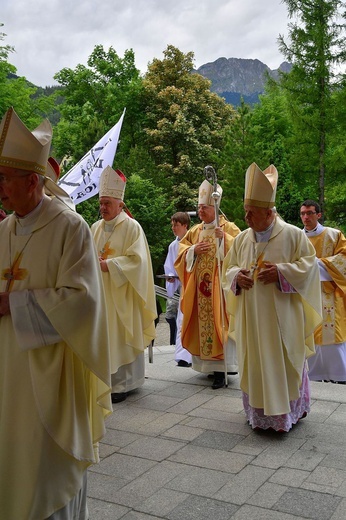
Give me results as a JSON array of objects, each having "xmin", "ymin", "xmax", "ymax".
[
  {"xmin": 175, "ymin": 216, "xmax": 240, "ymax": 366},
  {"xmin": 307, "ymin": 226, "xmax": 346, "ymax": 345},
  {"xmin": 0, "ymin": 195, "xmax": 112, "ymax": 520},
  {"xmin": 91, "ymin": 211, "xmax": 156, "ymax": 392},
  {"xmin": 306, "ymin": 224, "xmax": 346, "ymax": 382},
  {"xmin": 222, "ymin": 218, "xmax": 322, "ymax": 427}
]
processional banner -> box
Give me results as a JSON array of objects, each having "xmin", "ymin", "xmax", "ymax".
[{"xmin": 58, "ymin": 108, "xmax": 126, "ymax": 204}]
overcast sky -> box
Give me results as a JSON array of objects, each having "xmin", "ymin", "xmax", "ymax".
[{"xmin": 2, "ymin": 0, "xmax": 289, "ymax": 87}]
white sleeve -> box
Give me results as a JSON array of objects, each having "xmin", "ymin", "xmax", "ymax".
[
  {"xmin": 9, "ymin": 289, "xmax": 62, "ymax": 350},
  {"xmin": 317, "ymin": 259, "xmax": 333, "ymax": 281},
  {"xmin": 186, "ymin": 246, "xmax": 196, "ymax": 272}
]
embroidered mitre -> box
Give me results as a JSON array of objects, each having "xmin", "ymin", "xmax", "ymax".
[
  {"xmin": 244, "ymin": 163, "xmax": 278, "ymax": 208},
  {"xmin": 99, "ymin": 165, "xmax": 126, "ymax": 200},
  {"xmin": 0, "ymin": 107, "xmax": 52, "ymax": 175},
  {"xmin": 198, "ymin": 179, "xmax": 222, "ymax": 206}
]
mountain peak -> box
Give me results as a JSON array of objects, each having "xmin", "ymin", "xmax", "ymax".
[{"xmin": 195, "ymin": 57, "xmax": 291, "ymax": 104}]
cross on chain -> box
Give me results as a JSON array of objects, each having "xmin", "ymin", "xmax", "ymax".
[
  {"xmin": 99, "ymin": 241, "xmax": 115, "ymax": 260},
  {"xmin": 2, "ymin": 252, "xmax": 28, "ymax": 292}
]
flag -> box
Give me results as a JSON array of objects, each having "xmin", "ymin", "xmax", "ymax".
[{"xmin": 58, "ymin": 109, "xmax": 126, "ymax": 204}]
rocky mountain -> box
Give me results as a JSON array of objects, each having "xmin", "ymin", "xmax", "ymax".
[{"xmin": 195, "ymin": 57, "xmax": 292, "ymax": 105}]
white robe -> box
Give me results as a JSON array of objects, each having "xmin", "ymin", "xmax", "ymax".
[
  {"xmin": 222, "ymin": 218, "xmax": 322, "ymax": 417},
  {"xmin": 91, "ymin": 212, "xmax": 156, "ymax": 393},
  {"xmin": 164, "ymin": 237, "xmax": 192, "ymax": 363},
  {"xmin": 0, "ymin": 195, "xmax": 111, "ymax": 520}
]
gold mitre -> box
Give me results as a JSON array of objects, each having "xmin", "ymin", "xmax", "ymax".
[
  {"xmin": 0, "ymin": 107, "xmax": 52, "ymax": 175},
  {"xmin": 198, "ymin": 179, "xmax": 222, "ymax": 206},
  {"xmin": 244, "ymin": 163, "xmax": 278, "ymax": 208},
  {"xmin": 99, "ymin": 165, "xmax": 126, "ymax": 200}
]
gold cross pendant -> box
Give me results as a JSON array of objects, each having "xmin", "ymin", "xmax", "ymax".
[{"xmin": 1, "ymin": 252, "xmax": 28, "ymax": 292}]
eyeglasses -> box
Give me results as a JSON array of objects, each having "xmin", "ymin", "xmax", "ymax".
[{"xmin": 300, "ymin": 211, "xmax": 317, "ymax": 216}]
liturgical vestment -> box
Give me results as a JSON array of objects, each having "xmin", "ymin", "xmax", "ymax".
[
  {"xmin": 175, "ymin": 216, "xmax": 240, "ymax": 373},
  {"xmin": 0, "ymin": 195, "xmax": 112, "ymax": 520},
  {"xmin": 222, "ymin": 218, "xmax": 322, "ymax": 427},
  {"xmin": 91, "ymin": 211, "xmax": 156, "ymax": 393},
  {"xmin": 306, "ymin": 223, "xmax": 346, "ymax": 381}
]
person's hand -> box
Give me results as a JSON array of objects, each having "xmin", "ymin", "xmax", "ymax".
[
  {"xmin": 215, "ymin": 227, "xmax": 224, "ymax": 239},
  {"xmin": 236, "ymin": 269, "xmax": 254, "ymax": 290},
  {"xmin": 99, "ymin": 258, "xmax": 109, "ymax": 272},
  {"xmin": 257, "ymin": 263, "xmax": 278, "ymax": 284},
  {"xmin": 0, "ymin": 292, "xmax": 10, "ymax": 316},
  {"xmin": 195, "ymin": 241, "xmax": 211, "ymax": 255}
]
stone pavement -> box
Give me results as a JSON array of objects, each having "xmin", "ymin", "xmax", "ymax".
[{"xmin": 88, "ymin": 315, "xmax": 346, "ymax": 520}]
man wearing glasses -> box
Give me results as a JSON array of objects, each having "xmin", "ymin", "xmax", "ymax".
[{"xmin": 300, "ymin": 200, "xmax": 346, "ymax": 384}]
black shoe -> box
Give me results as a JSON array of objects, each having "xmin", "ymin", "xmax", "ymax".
[
  {"xmin": 177, "ymin": 360, "xmax": 192, "ymax": 367},
  {"xmin": 212, "ymin": 372, "xmax": 225, "ymax": 389},
  {"xmin": 227, "ymin": 372, "xmax": 238, "ymax": 375},
  {"xmin": 111, "ymin": 392, "xmax": 127, "ymax": 403}
]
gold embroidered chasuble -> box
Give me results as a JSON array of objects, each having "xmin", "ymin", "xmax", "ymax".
[
  {"xmin": 175, "ymin": 216, "xmax": 240, "ymax": 360},
  {"xmin": 222, "ymin": 218, "xmax": 322, "ymax": 416},
  {"xmin": 0, "ymin": 196, "xmax": 112, "ymax": 520},
  {"xmin": 307, "ymin": 227, "xmax": 346, "ymax": 345},
  {"xmin": 91, "ymin": 212, "xmax": 157, "ymax": 375}
]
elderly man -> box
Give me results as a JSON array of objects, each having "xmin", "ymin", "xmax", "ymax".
[
  {"xmin": 175, "ymin": 179, "xmax": 240, "ymax": 389},
  {"xmin": 300, "ymin": 199, "xmax": 346, "ymax": 383},
  {"xmin": 91, "ymin": 165, "xmax": 157, "ymax": 403},
  {"xmin": 222, "ymin": 163, "xmax": 322, "ymax": 432},
  {"xmin": 0, "ymin": 107, "xmax": 112, "ymax": 519}
]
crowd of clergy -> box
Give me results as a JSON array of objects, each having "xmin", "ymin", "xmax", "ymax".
[{"xmin": 0, "ymin": 106, "xmax": 345, "ymax": 519}]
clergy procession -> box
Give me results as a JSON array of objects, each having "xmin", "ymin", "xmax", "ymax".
[{"xmin": 0, "ymin": 106, "xmax": 346, "ymax": 519}]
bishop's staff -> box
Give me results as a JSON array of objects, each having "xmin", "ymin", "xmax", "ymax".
[{"xmin": 204, "ymin": 165, "xmax": 228, "ymax": 387}]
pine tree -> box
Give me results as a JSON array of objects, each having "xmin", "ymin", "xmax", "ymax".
[{"xmin": 278, "ymin": 0, "xmax": 346, "ymax": 217}]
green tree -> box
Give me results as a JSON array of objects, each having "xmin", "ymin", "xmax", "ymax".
[
  {"xmin": 278, "ymin": 0, "xmax": 346, "ymax": 217},
  {"xmin": 0, "ymin": 24, "xmax": 53, "ymax": 126},
  {"xmin": 220, "ymin": 99, "xmax": 256, "ymax": 228},
  {"xmin": 251, "ymin": 85, "xmax": 305, "ymax": 225},
  {"xmin": 53, "ymin": 45, "xmax": 144, "ymax": 162},
  {"xmin": 142, "ymin": 45, "xmax": 235, "ymax": 198},
  {"xmin": 324, "ymin": 81, "xmax": 346, "ymax": 229},
  {"xmin": 121, "ymin": 174, "xmax": 173, "ymax": 273}
]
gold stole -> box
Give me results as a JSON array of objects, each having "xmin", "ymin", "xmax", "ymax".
[{"xmin": 196, "ymin": 228, "xmax": 217, "ymax": 357}]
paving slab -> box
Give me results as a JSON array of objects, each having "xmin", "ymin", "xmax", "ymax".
[
  {"xmin": 273, "ymin": 487, "xmax": 342, "ymax": 520},
  {"xmin": 166, "ymin": 495, "xmax": 239, "ymax": 520},
  {"xmin": 86, "ymin": 318, "xmax": 346, "ymax": 519}
]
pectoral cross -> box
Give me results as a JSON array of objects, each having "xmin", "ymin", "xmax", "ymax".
[
  {"xmin": 1, "ymin": 252, "xmax": 28, "ymax": 292},
  {"xmin": 99, "ymin": 241, "xmax": 115, "ymax": 260},
  {"xmin": 249, "ymin": 252, "xmax": 266, "ymax": 280}
]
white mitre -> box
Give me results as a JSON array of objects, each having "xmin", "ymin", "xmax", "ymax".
[
  {"xmin": 99, "ymin": 165, "xmax": 126, "ymax": 200},
  {"xmin": 198, "ymin": 179, "xmax": 222, "ymax": 206}
]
